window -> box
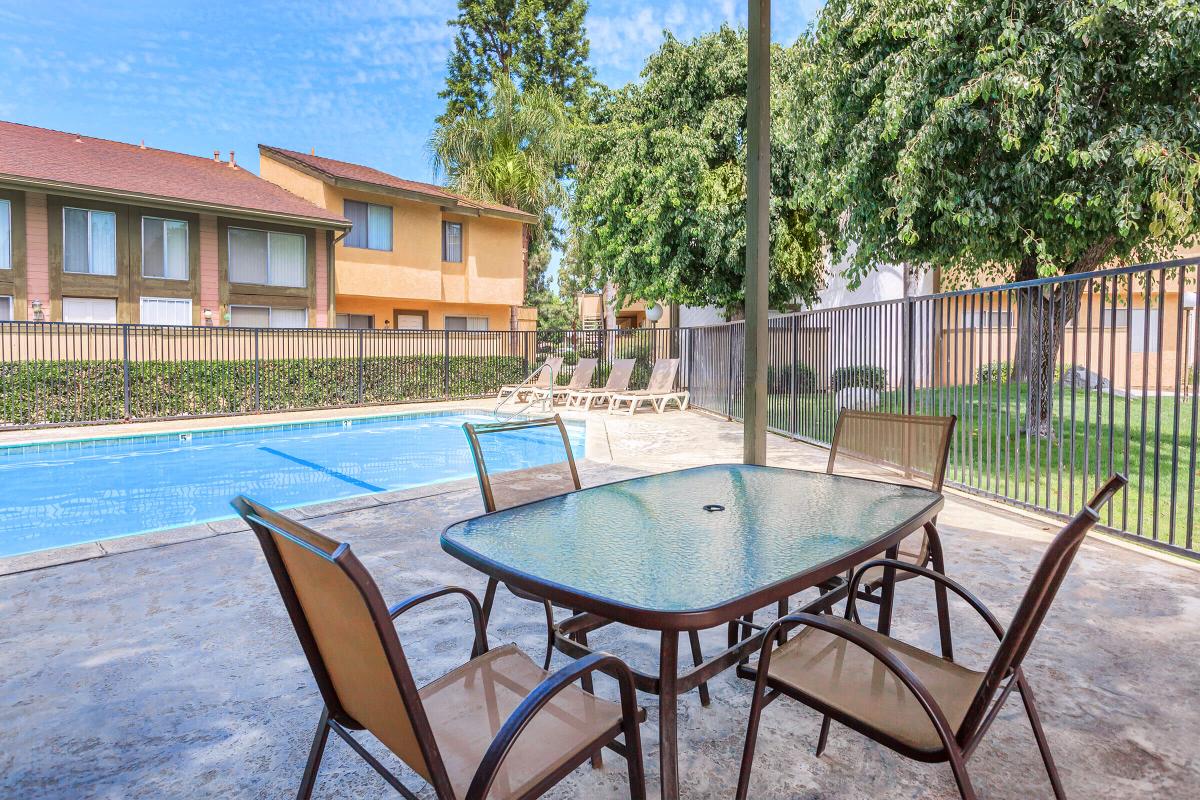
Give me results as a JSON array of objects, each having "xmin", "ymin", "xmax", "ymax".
[
  {"xmin": 442, "ymin": 221, "xmax": 463, "ymax": 262},
  {"xmin": 343, "ymin": 201, "xmax": 393, "ymax": 250},
  {"xmin": 964, "ymin": 311, "xmax": 1012, "ymax": 329},
  {"xmin": 394, "ymin": 313, "xmax": 425, "ymax": 330},
  {"xmin": 444, "ymin": 315, "xmax": 488, "ymax": 331},
  {"xmin": 0, "ymin": 296, "xmax": 12, "ymax": 321},
  {"xmin": 229, "ymin": 305, "xmax": 308, "ymax": 329},
  {"xmin": 336, "ymin": 313, "xmax": 374, "ymax": 329},
  {"xmin": 62, "ymin": 297, "xmax": 117, "ymax": 323},
  {"xmin": 227, "ymin": 228, "xmax": 306, "ymax": 287},
  {"xmin": 1100, "ymin": 309, "xmax": 1159, "ymax": 352},
  {"xmin": 140, "ymin": 297, "xmax": 192, "ymax": 326},
  {"xmin": 142, "ymin": 217, "xmax": 189, "ymax": 280},
  {"xmin": 0, "ymin": 199, "xmax": 10, "ymax": 270},
  {"xmin": 64, "ymin": 208, "xmax": 117, "ymax": 275}
]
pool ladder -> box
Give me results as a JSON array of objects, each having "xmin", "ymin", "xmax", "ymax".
[{"xmin": 493, "ymin": 363, "xmax": 556, "ymax": 422}]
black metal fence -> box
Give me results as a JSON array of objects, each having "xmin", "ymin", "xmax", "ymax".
[
  {"xmin": 0, "ymin": 323, "xmax": 680, "ymax": 428},
  {"xmin": 686, "ymin": 258, "xmax": 1200, "ymax": 559}
]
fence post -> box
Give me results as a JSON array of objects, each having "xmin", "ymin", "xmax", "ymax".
[
  {"xmin": 122, "ymin": 324, "xmax": 131, "ymax": 420},
  {"xmin": 904, "ymin": 296, "xmax": 915, "ymax": 414},
  {"xmin": 357, "ymin": 329, "xmax": 365, "ymax": 404},
  {"xmin": 443, "ymin": 329, "xmax": 451, "ymax": 399},
  {"xmin": 253, "ymin": 329, "xmax": 261, "ymax": 412},
  {"xmin": 726, "ymin": 326, "xmax": 735, "ymax": 420},
  {"xmin": 790, "ymin": 315, "xmax": 799, "ymax": 436}
]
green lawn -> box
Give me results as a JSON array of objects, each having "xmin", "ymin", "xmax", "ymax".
[{"xmin": 731, "ymin": 383, "xmax": 1199, "ymax": 550}]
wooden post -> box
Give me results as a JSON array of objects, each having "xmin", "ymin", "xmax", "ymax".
[{"xmin": 744, "ymin": 0, "xmax": 771, "ymax": 465}]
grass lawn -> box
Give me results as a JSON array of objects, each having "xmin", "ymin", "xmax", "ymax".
[{"xmin": 732, "ymin": 383, "xmax": 1199, "ymax": 550}]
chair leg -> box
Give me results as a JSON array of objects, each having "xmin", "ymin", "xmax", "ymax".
[
  {"xmin": 814, "ymin": 714, "xmax": 832, "ymax": 757},
  {"xmin": 946, "ymin": 744, "xmax": 979, "ymax": 800},
  {"xmin": 926, "ymin": 522, "xmax": 955, "ymax": 661},
  {"xmin": 1018, "ymin": 672, "xmax": 1068, "ymax": 800},
  {"xmin": 735, "ymin": 681, "xmax": 769, "ymax": 800},
  {"xmin": 541, "ymin": 599, "xmax": 556, "ymax": 671},
  {"xmin": 297, "ymin": 708, "xmax": 331, "ymax": 800},
  {"xmin": 623, "ymin": 717, "xmax": 647, "ymax": 800},
  {"xmin": 687, "ymin": 630, "xmax": 710, "ymax": 707},
  {"xmin": 577, "ymin": 629, "xmax": 604, "ymax": 769}
]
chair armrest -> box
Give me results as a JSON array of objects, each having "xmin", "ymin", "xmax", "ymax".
[
  {"xmin": 388, "ymin": 585, "xmax": 489, "ymax": 658},
  {"xmin": 756, "ymin": 612, "xmax": 962, "ymax": 750},
  {"xmin": 846, "ymin": 558, "xmax": 1006, "ymax": 640},
  {"xmin": 464, "ymin": 652, "xmax": 642, "ymax": 800}
]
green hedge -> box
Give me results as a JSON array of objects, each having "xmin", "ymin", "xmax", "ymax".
[
  {"xmin": 831, "ymin": 365, "xmax": 887, "ymax": 392},
  {"xmin": 767, "ymin": 363, "xmax": 819, "ymax": 394},
  {"xmin": 0, "ymin": 355, "xmax": 527, "ymax": 426}
]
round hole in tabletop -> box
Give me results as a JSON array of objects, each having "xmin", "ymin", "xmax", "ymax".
[{"xmin": 702, "ymin": 504, "xmax": 725, "ymax": 512}]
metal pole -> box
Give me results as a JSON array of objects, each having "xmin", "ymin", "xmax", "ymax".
[
  {"xmin": 443, "ymin": 329, "xmax": 451, "ymax": 399},
  {"xmin": 122, "ymin": 324, "xmax": 131, "ymax": 419},
  {"xmin": 357, "ymin": 329, "xmax": 365, "ymax": 404},
  {"xmin": 743, "ymin": 0, "xmax": 770, "ymax": 465},
  {"xmin": 253, "ymin": 329, "xmax": 261, "ymax": 412}
]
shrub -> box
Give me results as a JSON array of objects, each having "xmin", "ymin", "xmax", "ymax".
[
  {"xmin": 766, "ymin": 363, "xmax": 819, "ymax": 394},
  {"xmin": 976, "ymin": 362, "xmax": 1013, "ymax": 384},
  {"xmin": 0, "ymin": 355, "xmax": 528, "ymax": 426},
  {"xmin": 831, "ymin": 365, "xmax": 886, "ymax": 392}
]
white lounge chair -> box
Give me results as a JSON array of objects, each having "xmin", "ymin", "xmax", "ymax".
[
  {"xmin": 609, "ymin": 358, "xmax": 689, "ymax": 415},
  {"xmin": 530, "ymin": 358, "xmax": 598, "ymax": 405},
  {"xmin": 565, "ymin": 358, "xmax": 636, "ymax": 410},
  {"xmin": 497, "ymin": 356, "xmax": 562, "ymax": 402}
]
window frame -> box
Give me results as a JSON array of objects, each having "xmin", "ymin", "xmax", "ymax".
[
  {"xmin": 442, "ymin": 220, "xmax": 463, "ymax": 263},
  {"xmin": 335, "ymin": 313, "xmax": 375, "ymax": 330},
  {"xmin": 141, "ymin": 216, "xmax": 190, "ymax": 281},
  {"xmin": 228, "ymin": 304, "xmax": 309, "ymax": 329},
  {"xmin": 444, "ymin": 315, "xmax": 489, "ymax": 331},
  {"xmin": 0, "ymin": 198, "xmax": 11, "ymax": 270},
  {"xmin": 0, "ymin": 295, "xmax": 12, "ymax": 321},
  {"xmin": 63, "ymin": 207, "xmax": 118, "ymax": 276},
  {"xmin": 61, "ymin": 296, "xmax": 118, "ymax": 324},
  {"xmin": 227, "ymin": 226, "xmax": 308, "ymax": 288},
  {"xmin": 139, "ymin": 296, "xmax": 193, "ymax": 326},
  {"xmin": 343, "ymin": 200, "xmax": 393, "ymax": 251}
]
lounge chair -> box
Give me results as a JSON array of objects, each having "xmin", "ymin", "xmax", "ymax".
[
  {"xmin": 734, "ymin": 474, "xmax": 1127, "ymax": 800},
  {"xmin": 565, "ymin": 358, "xmax": 636, "ymax": 410},
  {"xmin": 608, "ymin": 358, "xmax": 689, "ymax": 414},
  {"xmin": 497, "ymin": 356, "xmax": 562, "ymax": 402},
  {"xmin": 530, "ymin": 358, "xmax": 598, "ymax": 405},
  {"xmin": 233, "ymin": 494, "xmax": 647, "ymax": 800}
]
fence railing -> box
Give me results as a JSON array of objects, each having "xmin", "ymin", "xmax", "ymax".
[
  {"xmin": 0, "ymin": 323, "xmax": 681, "ymax": 428},
  {"xmin": 687, "ymin": 258, "xmax": 1200, "ymax": 559}
]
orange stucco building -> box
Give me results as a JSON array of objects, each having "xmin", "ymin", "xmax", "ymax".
[{"xmin": 259, "ymin": 146, "xmax": 536, "ymax": 332}]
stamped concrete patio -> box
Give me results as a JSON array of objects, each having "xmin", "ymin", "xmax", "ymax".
[{"xmin": 1, "ymin": 404, "xmax": 1198, "ymax": 798}]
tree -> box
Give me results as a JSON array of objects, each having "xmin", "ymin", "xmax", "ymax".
[
  {"xmin": 568, "ymin": 26, "xmax": 824, "ymax": 316},
  {"xmin": 430, "ymin": 76, "xmax": 572, "ymax": 305},
  {"xmin": 438, "ymin": 0, "xmax": 594, "ymax": 125},
  {"xmin": 799, "ymin": 0, "xmax": 1200, "ymax": 435}
]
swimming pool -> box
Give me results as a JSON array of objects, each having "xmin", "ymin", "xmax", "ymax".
[{"xmin": 0, "ymin": 411, "xmax": 585, "ymax": 557}]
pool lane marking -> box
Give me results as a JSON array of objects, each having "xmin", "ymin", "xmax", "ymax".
[{"xmin": 258, "ymin": 447, "xmax": 386, "ymax": 493}]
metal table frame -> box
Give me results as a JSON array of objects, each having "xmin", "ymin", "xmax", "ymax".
[{"xmin": 441, "ymin": 467, "xmax": 944, "ymax": 800}]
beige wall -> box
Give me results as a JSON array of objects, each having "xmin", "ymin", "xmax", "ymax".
[{"xmin": 260, "ymin": 155, "xmax": 526, "ymax": 328}]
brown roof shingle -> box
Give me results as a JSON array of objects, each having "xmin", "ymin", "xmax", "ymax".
[
  {"xmin": 259, "ymin": 145, "xmax": 535, "ymax": 222},
  {"xmin": 0, "ymin": 121, "xmax": 348, "ymax": 226}
]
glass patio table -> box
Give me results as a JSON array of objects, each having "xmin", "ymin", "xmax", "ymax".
[{"xmin": 441, "ymin": 463, "xmax": 944, "ymax": 800}]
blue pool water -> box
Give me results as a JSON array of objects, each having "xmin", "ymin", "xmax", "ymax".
[{"xmin": 0, "ymin": 412, "xmax": 585, "ymax": 557}]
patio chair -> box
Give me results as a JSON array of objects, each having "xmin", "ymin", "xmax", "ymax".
[
  {"xmin": 463, "ymin": 415, "xmax": 711, "ymax": 704},
  {"xmin": 530, "ymin": 358, "xmax": 598, "ymax": 405},
  {"xmin": 232, "ymin": 494, "xmax": 647, "ymax": 800},
  {"xmin": 497, "ymin": 356, "xmax": 563, "ymax": 402},
  {"xmin": 734, "ymin": 474, "xmax": 1127, "ymax": 800},
  {"xmin": 565, "ymin": 358, "xmax": 636, "ymax": 410},
  {"xmin": 608, "ymin": 358, "xmax": 689, "ymax": 414}
]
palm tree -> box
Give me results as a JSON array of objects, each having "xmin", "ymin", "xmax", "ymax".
[{"xmin": 429, "ymin": 76, "xmax": 571, "ymax": 258}]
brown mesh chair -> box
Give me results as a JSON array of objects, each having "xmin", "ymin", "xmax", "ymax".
[
  {"xmin": 233, "ymin": 495, "xmax": 646, "ymax": 800},
  {"xmin": 463, "ymin": 415, "xmax": 711, "ymax": 705},
  {"xmin": 735, "ymin": 474, "xmax": 1127, "ymax": 800}
]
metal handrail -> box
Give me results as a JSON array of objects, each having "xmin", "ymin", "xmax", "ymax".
[{"xmin": 493, "ymin": 363, "xmax": 556, "ymax": 422}]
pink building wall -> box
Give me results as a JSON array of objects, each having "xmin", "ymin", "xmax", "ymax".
[
  {"xmin": 198, "ymin": 213, "xmax": 219, "ymax": 320},
  {"xmin": 24, "ymin": 192, "xmax": 49, "ymax": 318},
  {"xmin": 314, "ymin": 230, "xmax": 328, "ymax": 327}
]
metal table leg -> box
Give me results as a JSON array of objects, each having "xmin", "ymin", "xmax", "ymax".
[
  {"xmin": 877, "ymin": 544, "xmax": 899, "ymax": 635},
  {"xmin": 658, "ymin": 631, "xmax": 680, "ymax": 800}
]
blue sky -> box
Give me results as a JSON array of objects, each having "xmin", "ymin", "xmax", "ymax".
[{"xmin": 0, "ymin": 0, "xmax": 822, "ymax": 182}]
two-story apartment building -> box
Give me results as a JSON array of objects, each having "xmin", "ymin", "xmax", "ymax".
[
  {"xmin": 0, "ymin": 121, "xmax": 349, "ymax": 326},
  {"xmin": 258, "ymin": 146, "xmax": 536, "ymax": 331}
]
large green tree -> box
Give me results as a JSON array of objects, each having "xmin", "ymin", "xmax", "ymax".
[
  {"xmin": 568, "ymin": 26, "xmax": 824, "ymax": 316},
  {"xmin": 799, "ymin": 0, "xmax": 1200, "ymax": 434},
  {"xmin": 438, "ymin": 0, "xmax": 594, "ymax": 125}
]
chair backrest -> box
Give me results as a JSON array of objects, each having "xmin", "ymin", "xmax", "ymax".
[
  {"xmin": 565, "ymin": 358, "xmax": 598, "ymax": 390},
  {"xmin": 232, "ymin": 496, "xmax": 450, "ymax": 793},
  {"xmin": 959, "ymin": 474, "xmax": 1127, "ymax": 744},
  {"xmin": 534, "ymin": 356, "xmax": 564, "ymax": 388},
  {"xmin": 827, "ymin": 410, "xmax": 956, "ymax": 492},
  {"xmin": 604, "ymin": 358, "xmax": 637, "ymax": 391},
  {"xmin": 645, "ymin": 358, "xmax": 680, "ymax": 392},
  {"xmin": 462, "ymin": 414, "xmax": 582, "ymax": 512}
]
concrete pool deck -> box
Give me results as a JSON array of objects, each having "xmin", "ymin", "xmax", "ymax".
[{"xmin": 1, "ymin": 403, "xmax": 1198, "ymax": 798}]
